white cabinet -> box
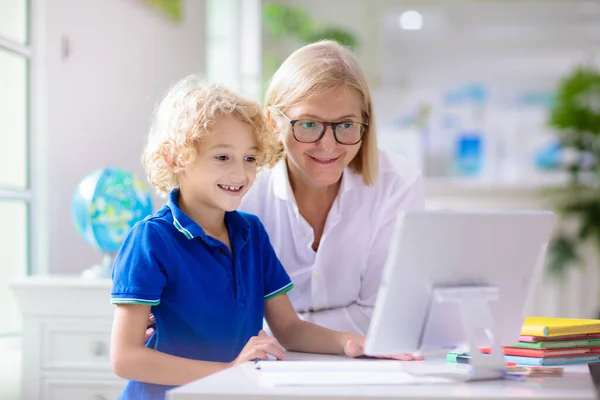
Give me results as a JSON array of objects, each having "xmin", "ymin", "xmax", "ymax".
[
  {"xmin": 11, "ymin": 275, "xmax": 125, "ymax": 400},
  {"xmin": 42, "ymin": 379, "xmax": 124, "ymax": 400}
]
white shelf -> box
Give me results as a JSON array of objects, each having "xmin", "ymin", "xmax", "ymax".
[{"xmin": 424, "ymin": 178, "xmax": 562, "ymax": 197}]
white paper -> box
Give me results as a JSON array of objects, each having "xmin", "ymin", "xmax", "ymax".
[
  {"xmin": 255, "ymin": 360, "xmax": 405, "ymax": 372},
  {"xmin": 255, "ymin": 361, "xmax": 455, "ymax": 387}
]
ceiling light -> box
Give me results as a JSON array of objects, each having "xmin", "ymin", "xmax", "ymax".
[{"xmin": 399, "ymin": 10, "xmax": 423, "ymax": 30}]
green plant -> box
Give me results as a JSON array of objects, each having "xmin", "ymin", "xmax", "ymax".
[
  {"xmin": 263, "ymin": 3, "xmax": 359, "ymax": 49},
  {"xmin": 261, "ymin": 3, "xmax": 359, "ymax": 93},
  {"xmin": 145, "ymin": 0, "xmax": 182, "ymax": 22},
  {"xmin": 545, "ymin": 65, "xmax": 600, "ymax": 277}
]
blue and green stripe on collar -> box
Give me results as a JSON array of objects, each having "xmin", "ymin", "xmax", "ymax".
[
  {"xmin": 167, "ymin": 189, "xmax": 250, "ymax": 242},
  {"xmin": 173, "ymin": 216, "xmax": 194, "ymax": 239}
]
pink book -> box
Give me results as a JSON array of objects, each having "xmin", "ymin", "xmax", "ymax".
[{"xmin": 519, "ymin": 333, "xmax": 600, "ymax": 343}]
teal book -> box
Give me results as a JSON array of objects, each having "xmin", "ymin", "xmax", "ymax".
[
  {"xmin": 514, "ymin": 338, "xmax": 600, "ymax": 350},
  {"xmin": 505, "ymin": 355, "xmax": 600, "ymax": 366}
]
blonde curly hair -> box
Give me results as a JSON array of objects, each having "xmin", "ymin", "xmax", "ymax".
[{"xmin": 142, "ymin": 74, "xmax": 282, "ymax": 196}]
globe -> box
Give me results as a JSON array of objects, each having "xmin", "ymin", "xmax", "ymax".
[{"xmin": 71, "ymin": 168, "xmax": 153, "ymax": 277}]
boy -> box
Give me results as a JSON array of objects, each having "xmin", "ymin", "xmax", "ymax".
[{"xmin": 110, "ymin": 75, "xmax": 419, "ymax": 400}]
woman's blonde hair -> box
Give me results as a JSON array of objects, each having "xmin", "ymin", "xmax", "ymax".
[
  {"xmin": 142, "ymin": 74, "xmax": 281, "ymax": 196},
  {"xmin": 265, "ymin": 40, "xmax": 379, "ymax": 185}
]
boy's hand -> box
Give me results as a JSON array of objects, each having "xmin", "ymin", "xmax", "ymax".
[
  {"xmin": 230, "ymin": 330, "xmax": 286, "ymax": 366},
  {"xmin": 343, "ymin": 336, "xmax": 424, "ymax": 361}
]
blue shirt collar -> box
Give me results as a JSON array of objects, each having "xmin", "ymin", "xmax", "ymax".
[{"xmin": 167, "ymin": 189, "xmax": 249, "ymax": 243}]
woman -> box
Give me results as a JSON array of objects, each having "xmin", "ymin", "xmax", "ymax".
[
  {"xmin": 145, "ymin": 40, "xmax": 423, "ymax": 340},
  {"xmin": 239, "ymin": 40, "xmax": 424, "ymax": 336}
]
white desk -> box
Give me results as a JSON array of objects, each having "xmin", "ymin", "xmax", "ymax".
[{"xmin": 167, "ymin": 353, "xmax": 596, "ymax": 400}]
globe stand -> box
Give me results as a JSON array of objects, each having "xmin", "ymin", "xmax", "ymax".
[{"xmin": 81, "ymin": 253, "xmax": 114, "ymax": 279}]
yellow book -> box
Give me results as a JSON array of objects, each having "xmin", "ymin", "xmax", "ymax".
[{"xmin": 522, "ymin": 316, "xmax": 600, "ymax": 337}]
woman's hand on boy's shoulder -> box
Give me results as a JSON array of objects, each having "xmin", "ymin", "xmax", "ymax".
[
  {"xmin": 230, "ymin": 330, "xmax": 286, "ymax": 366},
  {"xmin": 144, "ymin": 313, "xmax": 155, "ymax": 342},
  {"xmin": 343, "ymin": 334, "xmax": 424, "ymax": 361}
]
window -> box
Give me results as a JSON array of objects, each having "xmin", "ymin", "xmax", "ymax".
[{"xmin": 0, "ymin": 0, "xmax": 32, "ymax": 336}]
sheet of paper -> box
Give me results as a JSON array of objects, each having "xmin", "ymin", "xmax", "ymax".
[
  {"xmin": 255, "ymin": 360, "xmax": 405, "ymax": 372},
  {"xmin": 255, "ymin": 361, "xmax": 456, "ymax": 386}
]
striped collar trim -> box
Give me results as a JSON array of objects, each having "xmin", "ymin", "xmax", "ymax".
[
  {"xmin": 167, "ymin": 189, "xmax": 205, "ymax": 240},
  {"xmin": 173, "ymin": 216, "xmax": 194, "ymax": 239},
  {"xmin": 167, "ymin": 189, "xmax": 250, "ymax": 242}
]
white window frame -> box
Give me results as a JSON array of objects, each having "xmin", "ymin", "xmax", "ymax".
[{"xmin": 0, "ymin": 0, "xmax": 47, "ymax": 337}]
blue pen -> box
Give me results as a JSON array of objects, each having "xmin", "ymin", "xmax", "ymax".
[
  {"xmin": 256, "ymin": 354, "xmax": 277, "ymax": 362},
  {"xmin": 503, "ymin": 371, "xmax": 527, "ymax": 381},
  {"xmin": 254, "ymin": 361, "xmax": 275, "ymax": 370}
]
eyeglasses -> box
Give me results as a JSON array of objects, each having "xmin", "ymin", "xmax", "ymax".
[{"xmin": 273, "ymin": 108, "xmax": 367, "ymax": 145}]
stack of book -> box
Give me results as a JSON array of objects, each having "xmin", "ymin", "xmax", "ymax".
[{"xmin": 501, "ymin": 316, "xmax": 600, "ymax": 366}]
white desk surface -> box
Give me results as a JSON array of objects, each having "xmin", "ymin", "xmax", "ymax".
[{"xmin": 167, "ymin": 352, "xmax": 596, "ymax": 400}]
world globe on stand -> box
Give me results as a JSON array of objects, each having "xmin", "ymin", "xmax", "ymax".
[{"xmin": 71, "ymin": 167, "xmax": 153, "ymax": 278}]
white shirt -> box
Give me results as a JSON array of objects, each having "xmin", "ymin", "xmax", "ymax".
[{"xmin": 239, "ymin": 149, "xmax": 424, "ymax": 335}]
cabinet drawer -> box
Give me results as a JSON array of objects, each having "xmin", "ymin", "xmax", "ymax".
[
  {"xmin": 43, "ymin": 378, "xmax": 124, "ymax": 400},
  {"xmin": 42, "ymin": 319, "xmax": 113, "ymax": 370}
]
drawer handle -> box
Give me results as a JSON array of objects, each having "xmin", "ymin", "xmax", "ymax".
[
  {"xmin": 91, "ymin": 341, "xmax": 108, "ymax": 357},
  {"xmin": 91, "ymin": 396, "xmax": 107, "ymax": 400}
]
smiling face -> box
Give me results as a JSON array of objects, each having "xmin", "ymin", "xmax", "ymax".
[
  {"xmin": 178, "ymin": 116, "xmax": 258, "ymax": 212},
  {"xmin": 279, "ymin": 85, "xmax": 364, "ymax": 189}
]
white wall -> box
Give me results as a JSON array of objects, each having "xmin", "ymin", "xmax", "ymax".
[
  {"xmin": 378, "ymin": 1, "xmax": 600, "ymax": 87},
  {"xmin": 44, "ymin": 0, "xmax": 205, "ymax": 274}
]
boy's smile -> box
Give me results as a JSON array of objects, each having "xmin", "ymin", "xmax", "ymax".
[{"xmin": 217, "ymin": 184, "xmax": 244, "ymax": 195}]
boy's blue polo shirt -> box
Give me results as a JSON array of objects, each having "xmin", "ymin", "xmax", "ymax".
[{"xmin": 111, "ymin": 189, "xmax": 293, "ymax": 400}]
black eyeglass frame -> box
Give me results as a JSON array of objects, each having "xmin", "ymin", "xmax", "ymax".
[{"xmin": 274, "ymin": 108, "xmax": 368, "ymax": 145}]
